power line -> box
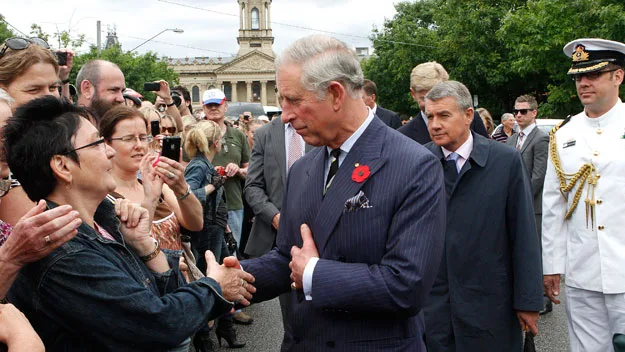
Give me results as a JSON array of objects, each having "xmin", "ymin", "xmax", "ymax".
[
  {"xmin": 156, "ymin": 0, "xmax": 436, "ymax": 49},
  {"xmin": 123, "ymin": 35, "xmax": 236, "ymax": 56},
  {"xmin": 0, "ymin": 17, "xmax": 28, "ymax": 37}
]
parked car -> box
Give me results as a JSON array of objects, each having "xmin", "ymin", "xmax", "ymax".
[
  {"xmin": 225, "ymin": 102, "xmax": 266, "ymax": 120},
  {"xmin": 535, "ymin": 119, "xmax": 563, "ymax": 135}
]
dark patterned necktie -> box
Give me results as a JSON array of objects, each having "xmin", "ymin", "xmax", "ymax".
[{"xmin": 324, "ymin": 149, "xmax": 341, "ymax": 194}]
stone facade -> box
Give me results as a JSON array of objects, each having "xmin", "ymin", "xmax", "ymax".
[{"xmin": 167, "ymin": 0, "xmax": 277, "ymax": 110}]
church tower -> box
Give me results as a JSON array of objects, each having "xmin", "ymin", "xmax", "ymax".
[{"xmin": 237, "ymin": 0, "xmax": 274, "ymax": 57}]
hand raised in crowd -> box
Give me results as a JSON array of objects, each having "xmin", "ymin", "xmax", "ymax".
[
  {"xmin": 0, "ymin": 200, "xmax": 81, "ymax": 270},
  {"xmin": 57, "ymin": 49, "xmax": 75, "ymax": 82},
  {"xmin": 113, "ymin": 199, "xmax": 152, "ymax": 249},
  {"xmin": 140, "ymin": 154, "xmax": 164, "ymax": 201},
  {"xmin": 0, "ymin": 303, "xmax": 44, "ymax": 352},
  {"xmin": 543, "ymin": 274, "xmax": 561, "ymax": 304},
  {"xmin": 224, "ymin": 162, "xmax": 240, "ymax": 177},
  {"xmin": 152, "ymin": 156, "xmax": 189, "ymax": 197},
  {"xmin": 516, "ymin": 310, "xmax": 539, "ymax": 336},
  {"xmin": 205, "ymin": 251, "xmax": 255, "ymax": 305},
  {"xmin": 289, "ymin": 224, "xmax": 319, "ymax": 290},
  {"xmin": 153, "ymin": 80, "xmax": 172, "ymax": 105}
]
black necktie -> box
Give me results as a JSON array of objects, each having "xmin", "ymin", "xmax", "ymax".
[
  {"xmin": 443, "ymin": 152, "xmax": 459, "ymax": 198},
  {"xmin": 325, "ymin": 149, "xmax": 341, "ymax": 194}
]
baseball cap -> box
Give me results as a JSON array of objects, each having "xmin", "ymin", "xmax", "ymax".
[{"xmin": 202, "ymin": 89, "xmax": 227, "ymax": 105}]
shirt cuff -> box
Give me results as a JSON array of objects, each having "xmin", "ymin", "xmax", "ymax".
[{"xmin": 303, "ymin": 257, "xmax": 319, "ymax": 301}]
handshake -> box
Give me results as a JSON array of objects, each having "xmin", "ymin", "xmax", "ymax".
[{"xmin": 203, "ymin": 251, "xmax": 256, "ymax": 306}]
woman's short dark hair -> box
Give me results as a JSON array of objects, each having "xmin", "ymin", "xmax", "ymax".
[
  {"xmin": 99, "ymin": 105, "xmax": 148, "ymax": 140},
  {"xmin": 3, "ymin": 96, "xmax": 90, "ymax": 201}
]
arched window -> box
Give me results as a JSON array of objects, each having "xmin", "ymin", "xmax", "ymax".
[
  {"xmin": 192, "ymin": 86, "xmax": 200, "ymax": 102},
  {"xmin": 251, "ymin": 8, "xmax": 260, "ymax": 30}
]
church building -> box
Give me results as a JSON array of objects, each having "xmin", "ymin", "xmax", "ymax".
[{"xmin": 167, "ymin": 0, "xmax": 277, "ymax": 110}]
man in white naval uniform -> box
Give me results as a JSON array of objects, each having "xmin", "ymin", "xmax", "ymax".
[{"xmin": 542, "ymin": 38, "xmax": 625, "ymax": 351}]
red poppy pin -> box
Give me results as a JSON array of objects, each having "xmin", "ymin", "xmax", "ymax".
[{"xmin": 352, "ymin": 164, "xmax": 370, "ymax": 183}]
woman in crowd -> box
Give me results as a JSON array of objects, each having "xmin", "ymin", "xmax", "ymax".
[
  {"xmin": 161, "ymin": 113, "xmax": 178, "ymax": 136},
  {"xmin": 184, "ymin": 121, "xmax": 245, "ymax": 349},
  {"xmin": 3, "ymin": 96, "xmax": 254, "ymax": 350},
  {"xmin": 0, "ymin": 37, "xmax": 70, "ymax": 226},
  {"xmin": 99, "ymin": 106, "xmax": 203, "ymax": 251},
  {"xmin": 477, "ymin": 108, "xmax": 494, "ymax": 136}
]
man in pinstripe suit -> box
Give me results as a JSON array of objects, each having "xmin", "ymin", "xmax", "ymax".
[{"xmin": 239, "ymin": 34, "xmax": 446, "ymax": 351}]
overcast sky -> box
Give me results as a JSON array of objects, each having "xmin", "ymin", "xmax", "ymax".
[{"xmin": 2, "ymin": 0, "xmax": 398, "ymax": 59}]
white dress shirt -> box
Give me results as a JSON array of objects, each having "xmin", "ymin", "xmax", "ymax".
[
  {"xmin": 441, "ymin": 132, "xmax": 474, "ymax": 172},
  {"xmin": 303, "ymin": 108, "xmax": 375, "ymax": 300}
]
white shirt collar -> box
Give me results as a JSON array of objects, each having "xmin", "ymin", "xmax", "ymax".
[
  {"xmin": 372, "ymin": 103, "xmax": 378, "ymax": 115},
  {"xmin": 442, "ymin": 132, "xmax": 474, "ymax": 161},
  {"xmin": 326, "ymin": 107, "xmax": 375, "ymax": 157},
  {"xmin": 520, "ymin": 122, "xmax": 536, "ymax": 136}
]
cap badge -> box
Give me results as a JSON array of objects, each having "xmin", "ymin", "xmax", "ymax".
[{"xmin": 573, "ymin": 45, "xmax": 590, "ymax": 62}]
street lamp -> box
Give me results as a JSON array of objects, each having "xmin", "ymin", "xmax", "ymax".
[{"xmin": 127, "ymin": 28, "xmax": 184, "ymax": 53}]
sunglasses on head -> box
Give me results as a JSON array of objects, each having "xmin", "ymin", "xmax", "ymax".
[
  {"xmin": 512, "ymin": 108, "xmax": 535, "ymax": 115},
  {"xmin": 161, "ymin": 127, "xmax": 176, "ymax": 134},
  {"xmin": 0, "ymin": 37, "xmax": 50, "ymax": 58}
]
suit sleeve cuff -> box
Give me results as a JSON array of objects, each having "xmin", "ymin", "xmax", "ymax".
[{"xmin": 303, "ymin": 257, "xmax": 319, "ymax": 301}]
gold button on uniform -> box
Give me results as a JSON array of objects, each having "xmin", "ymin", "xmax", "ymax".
[
  {"xmin": 598, "ymin": 226, "xmax": 605, "ymax": 230},
  {"xmin": 597, "ymin": 128, "xmax": 603, "ymax": 134},
  {"xmin": 597, "ymin": 199, "xmax": 603, "ymax": 204},
  {"xmin": 593, "ymin": 150, "xmax": 600, "ymax": 156}
]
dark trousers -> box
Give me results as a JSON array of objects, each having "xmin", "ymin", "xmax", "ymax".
[{"xmin": 192, "ymin": 224, "xmax": 228, "ymax": 273}]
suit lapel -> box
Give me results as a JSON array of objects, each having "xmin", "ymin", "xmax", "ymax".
[
  {"xmin": 313, "ymin": 119, "xmax": 388, "ymax": 253},
  {"xmin": 520, "ymin": 128, "xmax": 537, "ymax": 153}
]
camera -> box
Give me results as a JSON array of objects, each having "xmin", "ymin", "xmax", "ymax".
[{"xmin": 171, "ymin": 91, "xmax": 182, "ymax": 107}]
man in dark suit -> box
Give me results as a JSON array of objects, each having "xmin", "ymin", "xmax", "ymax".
[
  {"xmin": 399, "ymin": 61, "xmax": 489, "ymax": 144},
  {"xmin": 361, "ymin": 79, "xmax": 402, "ymax": 129},
  {"xmin": 243, "ymin": 113, "xmax": 312, "ymax": 328},
  {"xmin": 422, "ymin": 81, "xmax": 543, "ymax": 351},
  {"xmin": 506, "ymin": 94, "xmax": 550, "ymax": 315},
  {"xmin": 240, "ymin": 34, "xmax": 446, "ymax": 351}
]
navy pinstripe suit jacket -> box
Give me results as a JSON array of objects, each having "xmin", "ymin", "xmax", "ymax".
[{"xmin": 242, "ymin": 117, "xmax": 446, "ymax": 351}]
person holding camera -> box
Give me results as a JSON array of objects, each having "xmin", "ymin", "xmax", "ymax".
[
  {"xmin": 150, "ymin": 80, "xmax": 183, "ymax": 134},
  {"xmin": 172, "ymin": 85, "xmax": 194, "ymax": 119}
]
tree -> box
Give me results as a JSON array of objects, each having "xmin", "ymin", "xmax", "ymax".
[
  {"xmin": 0, "ymin": 15, "xmax": 15, "ymax": 44},
  {"xmin": 70, "ymin": 45, "xmax": 179, "ymax": 102},
  {"xmin": 499, "ymin": 0, "xmax": 625, "ymax": 117},
  {"xmin": 363, "ymin": 0, "xmax": 440, "ymax": 117}
]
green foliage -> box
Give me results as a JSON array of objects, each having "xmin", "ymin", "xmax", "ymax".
[
  {"xmin": 366, "ymin": 0, "xmax": 625, "ymax": 120},
  {"xmin": 70, "ymin": 45, "xmax": 179, "ymax": 102},
  {"xmin": 30, "ymin": 24, "xmax": 50, "ymax": 43},
  {"xmin": 0, "ymin": 15, "xmax": 15, "ymax": 44}
]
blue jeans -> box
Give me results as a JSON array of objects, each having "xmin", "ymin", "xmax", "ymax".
[{"xmin": 227, "ymin": 209, "xmax": 244, "ymax": 244}]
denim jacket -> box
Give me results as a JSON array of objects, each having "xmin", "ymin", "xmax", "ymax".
[
  {"xmin": 184, "ymin": 154, "xmax": 224, "ymax": 224},
  {"xmin": 8, "ymin": 199, "xmax": 232, "ymax": 351}
]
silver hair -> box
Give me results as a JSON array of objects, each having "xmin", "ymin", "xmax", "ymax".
[
  {"xmin": 501, "ymin": 113, "xmax": 514, "ymax": 121},
  {"xmin": 276, "ymin": 34, "xmax": 364, "ymax": 100},
  {"xmin": 424, "ymin": 80, "xmax": 473, "ymax": 111},
  {"xmin": 0, "ymin": 88, "xmax": 14, "ymax": 107}
]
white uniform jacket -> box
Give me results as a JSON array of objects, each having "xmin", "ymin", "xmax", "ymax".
[{"xmin": 542, "ymin": 100, "xmax": 625, "ymax": 294}]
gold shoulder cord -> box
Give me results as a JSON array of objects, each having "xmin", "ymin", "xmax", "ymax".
[{"xmin": 549, "ymin": 122, "xmax": 599, "ymax": 229}]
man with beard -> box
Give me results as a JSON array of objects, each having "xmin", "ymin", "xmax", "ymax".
[{"xmin": 76, "ymin": 60, "xmax": 126, "ymax": 121}]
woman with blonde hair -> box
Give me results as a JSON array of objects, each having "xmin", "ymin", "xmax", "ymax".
[{"xmin": 184, "ymin": 121, "xmax": 246, "ymax": 349}]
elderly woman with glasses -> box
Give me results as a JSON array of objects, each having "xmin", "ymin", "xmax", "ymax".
[
  {"xmin": 0, "ymin": 37, "xmax": 77, "ymax": 233},
  {"xmin": 99, "ymin": 106, "xmax": 203, "ymax": 251},
  {"xmin": 4, "ymin": 96, "xmax": 255, "ymax": 350}
]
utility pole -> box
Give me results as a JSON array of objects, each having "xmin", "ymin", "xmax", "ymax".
[{"xmin": 96, "ymin": 20, "xmax": 101, "ymax": 55}]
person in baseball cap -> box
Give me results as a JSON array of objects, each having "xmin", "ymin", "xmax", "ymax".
[{"xmin": 202, "ymin": 88, "xmax": 227, "ymax": 105}]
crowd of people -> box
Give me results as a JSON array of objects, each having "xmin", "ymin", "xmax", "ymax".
[{"xmin": 0, "ymin": 31, "xmax": 623, "ymax": 352}]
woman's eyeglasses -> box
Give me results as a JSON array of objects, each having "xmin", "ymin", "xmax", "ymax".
[
  {"xmin": 0, "ymin": 37, "xmax": 50, "ymax": 59},
  {"xmin": 62, "ymin": 138, "xmax": 107, "ymax": 155},
  {"xmin": 110, "ymin": 135, "xmax": 154, "ymax": 144},
  {"xmin": 161, "ymin": 127, "xmax": 176, "ymax": 134}
]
